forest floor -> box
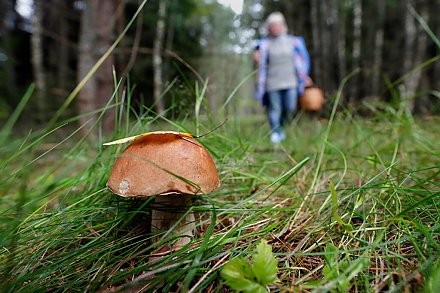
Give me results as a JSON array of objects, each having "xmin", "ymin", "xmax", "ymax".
[{"xmin": 1, "ymin": 106, "xmax": 440, "ymax": 292}]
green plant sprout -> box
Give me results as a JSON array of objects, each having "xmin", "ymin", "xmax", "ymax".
[{"xmin": 221, "ymin": 240, "xmax": 278, "ymax": 293}]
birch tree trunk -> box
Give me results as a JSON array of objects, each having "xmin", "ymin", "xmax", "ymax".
[
  {"xmin": 31, "ymin": 0, "xmax": 46, "ymax": 121},
  {"xmin": 401, "ymin": 0, "xmax": 429, "ymax": 113},
  {"xmin": 153, "ymin": 0, "xmax": 167, "ymax": 114}
]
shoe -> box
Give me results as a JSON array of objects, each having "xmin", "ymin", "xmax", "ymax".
[
  {"xmin": 270, "ymin": 132, "xmax": 282, "ymax": 144},
  {"xmin": 279, "ymin": 131, "xmax": 286, "ymax": 141}
]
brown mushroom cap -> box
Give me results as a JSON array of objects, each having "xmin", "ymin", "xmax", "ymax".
[{"xmin": 107, "ymin": 133, "xmax": 220, "ymax": 197}]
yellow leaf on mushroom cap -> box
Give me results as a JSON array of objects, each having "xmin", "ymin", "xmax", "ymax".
[
  {"xmin": 103, "ymin": 131, "xmax": 194, "ymax": 146},
  {"xmin": 105, "ymin": 132, "xmax": 220, "ymax": 197}
]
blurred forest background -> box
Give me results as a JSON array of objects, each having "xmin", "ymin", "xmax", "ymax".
[{"xmin": 0, "ymin": 0, "xmax": 439, "ymax": 132}]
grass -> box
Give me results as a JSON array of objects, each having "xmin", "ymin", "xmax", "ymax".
[{"xmin": 1, "ymin": 81, "xmax": 439, "ymax": 292}]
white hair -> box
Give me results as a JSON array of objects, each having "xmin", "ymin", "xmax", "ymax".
[{"xmin": 262, "ymin": 12, "xmax": 288, "ymax": 36}]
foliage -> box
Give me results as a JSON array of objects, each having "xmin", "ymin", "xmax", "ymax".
[
  {"xmin": 221, "ymin": 240, "xmax": 278, "ymax": 292},
  {"xmin": 129, "ymin": 0, "xmax": 209, "ymax": 108},
  {"xmin": 2, "ymin": 0, "xmax": 440, "ymax": 123},
  {"xmin": 0, "ymin": 0, "xmax": 240, "ymax": 120}
]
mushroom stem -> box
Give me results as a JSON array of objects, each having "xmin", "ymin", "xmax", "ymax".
[{"xmin": 151, "ymin": 194, "xmax": 195, "ymax": 251}]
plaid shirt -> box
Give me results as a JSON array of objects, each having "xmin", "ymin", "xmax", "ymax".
[{"xmin": 254, "ymin": 35, "xmax": 310, "ymax": 103}]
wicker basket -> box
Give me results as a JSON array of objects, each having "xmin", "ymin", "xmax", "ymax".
[{"xmin": 299, "ymin": 86, "xmax": 324, "ymax": 111}]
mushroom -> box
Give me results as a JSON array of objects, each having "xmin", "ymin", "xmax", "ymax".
[{"xmin": 106, "ymin": 131, "xmax": 220, "ymax": 251}]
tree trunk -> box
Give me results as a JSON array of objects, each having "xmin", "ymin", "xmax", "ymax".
[
  {"xmin": 0, "ymin": 0, "xmax": 18, "ymax": 96},
  {"xmin": 31, "ymin": 0, "xmax": 46, "ymax": 121},
  {"xmin": 336, "ymin": 0, "xmax": 346, "ymax": 97},
  {"xmin": 57, "ymin": 1, "xmax": 69, "ymax": 90},
  {"xmin": 320, "ymin": 0, "xmax": 334, "ymax": 94},
  {"xmin": 331, "ymin": 0, "xmax": 346, "ymax": 90},
  {"xmin": 153, "ymin": 0, "xmax": 167, "ymax": 114},
  {"xmin": 115, "ymin": 0, "xmax": 127, "ymax": 76},
  {"xmin": 164, "ymin": 1, "xmax": 175, "ymax": 87},
  {"xmin": 371, "ymin": 1, "xmax": 386, "ymax": 97},
  {"xmin": 77, "ymin": 0, "xmax": 98, "ymax": 131},
  {"xmin": 281, "ymin": 0, "xmax": 294, "ymax": 32},
  {"xmin": 310, "ymin": 0, "xmax": 322, "ymax": 85},
  {"xmin": 77, "ymin": 0, "xmax": 116, "ymax": 134},
  {"xmin": 402, "ymin": 0, "xmax": 417, "ymax": 77},
  {"xmin": 93, "ymin": 0, "xmax": 116, "ymax": 132},
  {"xmin": 433, "ymin": 15, "xmax": 440, "ymax": 96},
  {"xmin": 401, "ymin": 0, "xmax": 429, "ymax": 113},
  {"xmin": 205, "ymin": 41, "xmax": 217, "ymax": 115},
  {"xmin": 350, "ymin": 0, "xmax": 362, "ymax": 101}
]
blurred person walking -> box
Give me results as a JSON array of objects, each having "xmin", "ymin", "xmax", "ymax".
[{"xmin": 254, "ymin": 12, "xmax": 310, "ymax": 144}]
